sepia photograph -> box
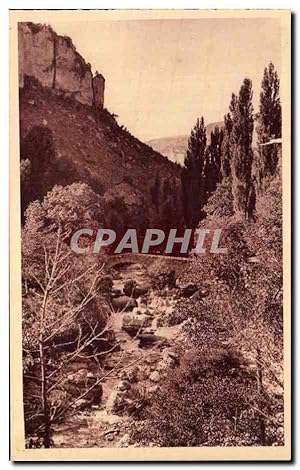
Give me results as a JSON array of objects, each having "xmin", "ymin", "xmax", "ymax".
[{"xmin": 9, "ymin": 9, "xmax": 291, "ymax": 461}]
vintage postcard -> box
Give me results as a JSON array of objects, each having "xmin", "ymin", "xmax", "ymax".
[{"xmin": 10, "ymin": 9, "xmax": 291, "ymax": 461}]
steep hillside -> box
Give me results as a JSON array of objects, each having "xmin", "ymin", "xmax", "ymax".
[
  {"xmin": 20, "ymin": 79, "xmax": 181, "ymax": 225},
  {"xmin": 147, "ymin": 121, "xmax": 224, "ymax": 165},
  {"xmin": 19, "ymin": 22, "xmax": 182, "ymax": 227}
]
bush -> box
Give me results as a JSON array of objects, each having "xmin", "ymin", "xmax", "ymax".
[{"xmin": 132, "ymin": 347, "xmax": 268, "ymax": 447}]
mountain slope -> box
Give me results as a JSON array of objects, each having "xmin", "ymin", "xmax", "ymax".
[
  {"xmin": 20, "ymin": 81, "xmax": 182, "ymax": 230},
  {"xmin": 19, "ymin": 23, "xmax": 182, "ymax": 229}
]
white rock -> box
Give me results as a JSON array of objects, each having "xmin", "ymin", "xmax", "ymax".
[{"xmin": 149, "ymin": 371, "xmax": 160, "ymax": 383}]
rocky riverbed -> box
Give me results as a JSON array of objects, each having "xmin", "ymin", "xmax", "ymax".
[{"xmin": 51, "ymin": 260, "xmax": 196, "ymax": 448}]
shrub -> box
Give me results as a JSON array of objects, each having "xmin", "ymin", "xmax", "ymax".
[{"xmin": 132, "ymin": 347, "xmax": 268, "ymax": 447}]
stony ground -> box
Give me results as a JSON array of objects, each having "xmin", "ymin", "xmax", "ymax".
[{"xmin": 51, "ymin": 262, "xmax": 190, "ymax": 448}]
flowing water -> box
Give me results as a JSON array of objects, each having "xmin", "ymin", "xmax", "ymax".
[{"xmin": 52, "ymin": 261, "xmax": 182, "ymax": 448}]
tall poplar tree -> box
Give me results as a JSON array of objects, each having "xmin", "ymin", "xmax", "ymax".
[
  {"xmin": 220, "ymin": 94, "xmax": 238, "ymax": 179},
  {"xmin": 231, "ymin": 79, "xmax": 255, "ymax": 219},
  {"xmin": 256, "ymin": 62, "xmax": 281, "ymax": 177},
  {"xmin": 181, "ymin": 117, "xmax": 207, "ymax": 227},
  {"xmin": 203, "ymin": 126, "xmax": 224, "ymax": 202}
]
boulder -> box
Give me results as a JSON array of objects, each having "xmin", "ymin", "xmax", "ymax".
[
  {"xmin": 148, "ymin": 386, "xmax": 159, "ymax": 395},
  {"xmin": 156, "ymin": 349, "xmax": 179, "ymax": 371},
  {"xmin": 106, "ymin": 380, "xmax": 132, "ymax": 414},
  {"xmin": 61, "ymin": 369, "xmax": 103, "ymax": 405},
  {"xmin": 118, "ymin": 433, "xmax": 130, "ymax": 447},
  {"xmin": 98, "ymin": 275, "xmax": 113, "ymax": 294},
  {"xmin": 122, "ymin": 313, "xmax": 152, "ymax": 335},
  {"xmin": 124, "ymin": 280, "xmax": 149, "ymax": 298},
  {"xmin": 115, "ymin": 380, "xmax": 130, "ymax": 392},
  {"xmin": 71, "ymin": 398, "xmax": 90, "ymax": 411},
  {"xmin": 123, "ymin": 280, "xmax": 137, "ymax": 297},
  {"xmin": 177, "ymin": 282, "xmax": 199, "ymax": 298},
  {"xmin": 112, "ymin": 296, "xmax": 137, "ymax": 311},
  {"xmin": 132, "ymin": 286, "xmax": 149, "ymax": 298},
  {"xmin": 119, "ymin": 367, "xmax": 139, "ymax": 383},
  {"xmin": 106, "ymin": 390, "xmax": 123, "ymax": 414},
  {"xmin": 144, "ymin": 309, "xmax": 154, "ymax": 318},
  {"xmin": 149, "ymin": 371, "xmax": 160, "ymax": 383},
  {"xmin": 111, "ymin": 288, "xmax": 123, "ymax": 298},
  {"xmin": 138, "ymin": 333, "xmax": 164, "ymax": 347}
]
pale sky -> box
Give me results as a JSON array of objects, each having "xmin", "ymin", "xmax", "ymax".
[{"xmin": 50, "ymin": 18, "xmax": 281, "ymax": 141}]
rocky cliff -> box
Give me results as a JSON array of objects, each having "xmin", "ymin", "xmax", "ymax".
[
  {"xmin": 18, "ymin": 22, "xmax": 105, "ymax": 108},
  {"xmin": 19, "ymin": 23, "xmax": 182, "ymax": 228}
]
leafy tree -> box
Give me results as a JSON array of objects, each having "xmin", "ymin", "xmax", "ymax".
[
  {"xmin": 210, "ymin": 126, "xmax": 224, "ymax": 180},
  {"xmin": 181, "ymin": 117, "xmax": 207, "ymax": 227},
  {"xmin": 20, "ymin": 126, "xmax": 57, "ymax": 216},
  {"xmin": 22, "ymin": 185, "xmax": 113, "ymax": 446},
  {"xmin": 231, "ymin": 79, "xmax": 255, "ymax": 219},
  {"xmin": 203, "ymin": 126, "xmax": 224, "ymax": 202},
  {"xmin": 22, "ymin": 226, "xmax": 111, "ymax": 447},
  {"xmin": 42, "ymin": 183, "xmax": 103, "ymax": 235},
  {"xmin": 203, "ymin": 179, "xmax": 234, "ymax": 219},
  {"xmin": 151, "ymin": 170, "xmax": 284, "ymax": 446},
  {"xmin": 221, "ymin": 108, "xmax": 234, "ymax": 178},
  {"xmin": 22, "ymin": 183, "xmax": 105, "ymax": 297},
  {"xmin": 256, "ymin": 62, "xmax": 281, "ymax": 177},
  {"xmin": 104, "ymin": 195, "xmax": 129, "ymax": 235}
]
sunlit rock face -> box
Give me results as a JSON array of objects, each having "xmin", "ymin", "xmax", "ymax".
[
  {"xmin": 18, "ymin": 23, "xmax": 55, "ymax": 89},
  {"xmin": 18, "ymin": 22, "xmax": 104, "ymax": 108},
  {"xmin": 54, "ymin": 35, "xmax": 93, "ymax": 106}
]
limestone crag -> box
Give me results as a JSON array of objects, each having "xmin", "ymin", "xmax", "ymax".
[{"xmin": 18, "ymin": 22, "xmax": 105, "ymax": 108}]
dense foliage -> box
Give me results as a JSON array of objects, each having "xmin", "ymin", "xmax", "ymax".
[
  {"xmin": 22, "ymin": 184, "xmax": 111, "ymax": 445},
  {"xmin": 20, "ymin": 61, "xmax": 283, "ymax": 448},
  {"xmin": 133, "ymin": 62, "xmax": 283, "ymax": 447}
]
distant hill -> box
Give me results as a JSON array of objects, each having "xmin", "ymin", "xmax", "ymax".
[
  {"xmin": 146, "ymin": 135, "xmax": 189, "ymax": 166},
  {"xmin": 147, "ymin": 121, "xmax": 224, "ymax": 165}
]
